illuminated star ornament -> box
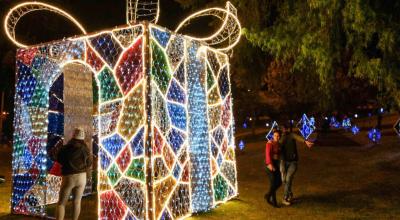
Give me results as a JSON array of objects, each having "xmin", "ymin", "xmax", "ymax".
[
  {"xmin": 297, "ymin": 114, "xmax": 315, "ymax": 140},
  {"xmin": 330, "ymin": 116, "xmax": 340, "ymax": 128},
  {"xmin": 266, "ymin": 121, "xmax": 279, "ymax": 140},
  {"xmin": 351, "ymin": 125, "xmax": 360, "ymax": 135},
  {"xmin": 368, "ymin": 128, "xmax": 381, "ymax": 143},
  {"xmin": 4, "ymin": 1, "xmax": 242, "ymax": 219},
  {"xmin": 238, "ymin": 140, "xmax": 245, "ymax": 151},
  {"xmin": 342, "ymin": 118, "xmax": 351, "ymax": 130},
  {"xmin": 394, "ymin": 118, "xmax": 400, "ymax": 136}
]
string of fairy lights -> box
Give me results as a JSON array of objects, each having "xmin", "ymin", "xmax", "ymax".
[
  {"xmin": 238, "ymin": 111, "xmax": 398, "ymax": 152},
  {"xmin": 4, "ymin": 1, "xmax": 241, "ymax": 219},
  {"xmin": 175, "ymin": 2, "xmax": 241, "ymax": 52},
  {"xmin": 127, "ymin": 0, "xmax": 160, "ymax": 25}
]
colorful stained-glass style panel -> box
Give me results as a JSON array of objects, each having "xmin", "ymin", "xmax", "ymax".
[
  {"xmin": 115, "ymin": 37, "xmax": 143, "ymax": 95},
  {"xmin": 89, "ymin": 33, "xmax": 123, "ymax": 68}
]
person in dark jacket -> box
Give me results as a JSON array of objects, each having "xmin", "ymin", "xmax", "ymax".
[
  {"xmin": 279, "ymin": 124, "xmax": 313, "ymax": 206},
  {"xmin": 264, "ymin": 130, "xmax": 282, "ymax": 208},
  {"xmin": 55, "ymin": 128, "xmax": 92, "ymax": 220}
]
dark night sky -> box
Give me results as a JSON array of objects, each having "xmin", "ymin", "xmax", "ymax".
[{"xmin": 0, "ymin": 0, "xmax": 214, "ymax": 136}]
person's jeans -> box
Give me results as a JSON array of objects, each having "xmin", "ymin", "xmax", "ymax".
[
  {"xmin": 280, "ymin": 161, "xmax": 297, "ymax": 200},
  {"xmin": 56, "ymin": 172, "xmax": 87, "ymax": 220},
  {"xmin": 265, "ymin": 160, "xmax": 282, "ymax": 205}
]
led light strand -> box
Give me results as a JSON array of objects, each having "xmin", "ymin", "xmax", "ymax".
[
  {"xmin": 175, "ymin": 2, "xmax": 241, "ymax": 51},
  {"xmin": 127, "ymin": 0, "xmax": 160, "ymax": 25},
  {"xmin": 4, "ymin": 2, "xmax": 86, "ymax": 48}
]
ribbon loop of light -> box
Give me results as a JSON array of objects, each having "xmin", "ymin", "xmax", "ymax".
[
  {"xmin": 175, "ymin": 1, "xmax": 242, "ymax": 51},
  {"xmin": 4, "ymin": 1, "xmax": 241, "ymax": 52},
  {"xmin": 3, "ymin": 2, "xmax": 87, "ymax": 48}
]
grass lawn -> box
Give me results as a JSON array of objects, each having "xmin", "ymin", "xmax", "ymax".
[
  {"xmin": 1, "ymin": 126, "xmax": 400, "ymax": 219},
  {"xmin": 188, "ymin": 129, "xmax": 400, "ymax": 220},
  {"xmin": 0, "ymin": 146, "xmax": 12, "ymax": 216}
]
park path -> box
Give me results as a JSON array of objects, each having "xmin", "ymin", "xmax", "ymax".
[
  {"xmin": 188, "ymin": 129, "xmax": 400, "ymax": 220},
  {"xmin": 315, "ymin": 130, "xmax": 362, "ymax": 147},
  {"xmin": 1, "ymin": 129, "xmax": 400, "ymax": 219}
]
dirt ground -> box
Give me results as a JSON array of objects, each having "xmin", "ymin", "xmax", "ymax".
[{"xmin": 1, "ymin": 119, "xmax": 400, "ymax": 219}]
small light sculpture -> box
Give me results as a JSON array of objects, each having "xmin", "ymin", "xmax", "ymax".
[
  {"xmin": 297, "ymin": 114, "xmax": 315, "ymax": 140},
  {"xmin": 238, "ymin": 140, "xmax": 245, "ymax": 151},
  {"xmin": 394, "ymin": 118, "xmax": 400, "ymax": 137},
  {"xmin": 351, "ymin": 125, "xmax": 360, "ymax": 135},
  {"xmin": 368, "ymin": 128, "xmax": 381, "ymax": 143},
  {"xmin": 342, "ymin": 118, "xmax": 352, "ymax": 130}
]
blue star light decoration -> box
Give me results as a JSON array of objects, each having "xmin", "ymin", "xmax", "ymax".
[
  {"xmin": 394, "ymin": 118, "xmax": 400, "ymax": 136},
  {"xmin": 238, "ymin": 140, "xmax": 245, "ymax": 151},
  {"xmin": 368, "ymin": 128, "xmax": 381, "ymax": 143},
  {"xmin": 297, "ymin": 114, "xmax": 315, "ymax": 140},
  {"xmin": 330, "ymin": 116, "xmax": 341, "ymax": 128},
  {"xmin": 342, "ymin": 118, "xmax": 352, "ymax": 130},
  {"xmin": 351, "ymin": 125, "xmax": 360, "ymax": 135},
  {"xmin": 266, "ymin": 121, "xmax": 279, "ymax": 140}
]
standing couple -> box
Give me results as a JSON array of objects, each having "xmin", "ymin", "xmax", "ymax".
[{"xmin": 264, "ymin": 125, "xmax": 313, "ymax": 208}]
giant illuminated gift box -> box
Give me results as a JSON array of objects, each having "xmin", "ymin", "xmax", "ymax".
[{"xmin": 9, "ymin": 2, "xmax": 240, "ymax": 220}]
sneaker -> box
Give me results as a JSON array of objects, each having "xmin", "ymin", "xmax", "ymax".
[
  {"xmin": 267, "ymin": 200, "xmax": 280, "ymax": 208},
  {"xmin": 282, "ymin": 199, "xmax": 291, "ymax": 206},
  {"xmin": 288, "ymin": 193, "xmax": 294, "ymax": 202},
  {"xmin": 265, "ymin": 195, "xmax": 280, "ymax": 208}
]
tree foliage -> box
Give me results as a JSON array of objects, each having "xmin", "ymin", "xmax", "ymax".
[
  {"xmin": 175, "ymin": 0, "xmax": 400, "ymax": 113},
  {"xmin": 243, "ymin": 0, "xmax": 400, "ymax": 107}
]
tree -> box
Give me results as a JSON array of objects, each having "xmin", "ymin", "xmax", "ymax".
[
  {"xmin": 243, "ymin": 0, "xmax": 400, "ymax": 108},
  {"xmin": 175, "ymin": 0, "xmax": 400, "ymax": 113}
]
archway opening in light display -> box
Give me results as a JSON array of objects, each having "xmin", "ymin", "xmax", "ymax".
[
  {"xmin": 44, "ymin": 62, "xmax": 99, "ymax": 217},
  {"xmin": 12, "ymin": 57, "xmax": 100, "ymax": 216}
]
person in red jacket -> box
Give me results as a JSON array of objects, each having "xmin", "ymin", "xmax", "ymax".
[{"xmin": 264, "ymin": 130, "xmax": 282, "ymax": 207}]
